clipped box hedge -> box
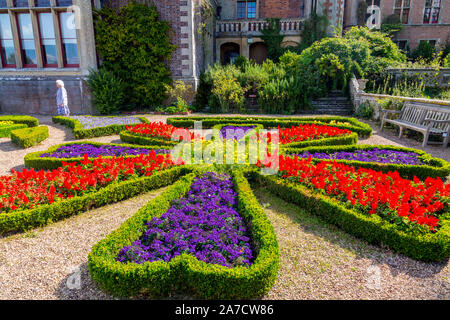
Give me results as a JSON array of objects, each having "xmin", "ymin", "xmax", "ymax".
[
  {"xmin": 281, "ymin": 144, "xmax": 450, "ymax": 180},
  {"xmin": 0, "ymin": 166, "xmax": 189, "ymax": 234},
  {"xmin": 0, "ymin": 115, "xmax": 39, "ymax": 127},
  {"xmin": 167, "ymin": 116, "xmax": 373, "ymax": 137},
  {"xmin": 119, "ymin": 130, "xmax": 180, "ymax": 147},
  {"xmin": 53, "ymin": 115, "xmax": 149, "ymax": 139},
  {"xmin": 24, "ymin": 141, "xmax": 172, "ymax": 170},
  {"xmin": 0, "ymin": 123, "xmax": 28, "ymax": 138},
  {"xmin": 88, "ymin": 167, "xmax": 279, "ymax": 299},
  {"xmin": 11, "ymin": 126, "xmax": 49, "ymax": 148},
  {"xmin": 251, "ymin": 170, "xmax": 449, "ymax": 262}
]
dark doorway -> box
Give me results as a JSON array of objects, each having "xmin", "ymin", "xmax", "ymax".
[
  {"xmin": 249, "ymin": 42, "xmax": 268, "ymax": 65},
  {"xmin": 220, "ymin": 42, "xmax": 240, "ymax": 65}
]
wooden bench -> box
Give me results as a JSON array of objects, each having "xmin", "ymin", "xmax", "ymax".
[{"xmin": 380, "ymin": 102, "xmax": 450, "ymax": 148}]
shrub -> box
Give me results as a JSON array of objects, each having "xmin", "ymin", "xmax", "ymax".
[
  {"xmin": 53, "ymin": 115, "xmax": 149, "ymax": 139},
  {"xmin": 209, "ymin": 65, "xmax": 247, "ymax": 113},
  {"xmin": 0, "ymin": 123, "xmax": 28, "ymax": 138},
  {"xmin": 344, "ymin": 27, "xmax": 406, "ymax": 62},
  {"xmin": 355, "ymin": 101, "xmax": 374, "ymax": 119},
  {"xmin": 93, "ymin": 2, "xmax": 175, "ymax": 110},
  {"xmin": 0, "ymin": 115, "xmax": 39, "ymax": 127},
  {"xmin": 410, "ymin": 41, "xmax": 436, "ymax": 62},
  {"xmin": 10, "ymin": 126, "xmax": 49, "ymax": 148},
  {"xmin": 88, "ymin": 168, "xmax": 279, "ymax": 299},
  {"xmin": 258, "ymin": 77, "xmax": 299, "ymax": 114},
  {"xmin": 87, "ymin": 68, "xmax": 125, "ymax": 115}
]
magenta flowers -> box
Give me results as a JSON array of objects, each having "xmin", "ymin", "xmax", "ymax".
[{"xmin": 116, "ymin": 172, "xmax": 254, "ymax": 268}]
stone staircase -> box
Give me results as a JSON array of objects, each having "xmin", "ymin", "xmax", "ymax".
[{"xmin": 308, "ymin": 91, "xmax": 354, "ymax": 116}]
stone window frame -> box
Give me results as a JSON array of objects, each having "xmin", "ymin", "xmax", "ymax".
[
  {"xmin": 418, "ymin": 38, "xmax": 440, "ymax": 47},
  {"xmin": 423, "ymin": 0, "xmax": 441, "ymax": 24},
  {"xmin": 0, "ymin": 0, "xmax": 79, "ymax": 70},
  {"xmin": 236, "ymin": 0, "xmax": 258, "ymax": 20},
  {"xmin": 394, "ymin": 39, "xmax": 409, "ymax": 52},
  {"xmin": 393, "ymin": 0, "xmax": 410, "ymax": 24}
]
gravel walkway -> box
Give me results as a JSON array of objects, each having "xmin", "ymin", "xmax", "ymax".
[
  {"xmin": 0, "ymin": 114, "xmax": 448, "ymax": 300},
  {"xmin": 0, "ymin": 189, "xmax": 165, "ymax": 300}
]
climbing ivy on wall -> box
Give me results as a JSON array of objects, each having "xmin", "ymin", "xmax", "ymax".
[{"xmin": 93, "ymin": 1, "xmax": 175, "ymax": 110}]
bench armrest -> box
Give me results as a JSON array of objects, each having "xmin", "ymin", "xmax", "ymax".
[{"xmin": 424, "ymin": 118, "xmax": 450, "ymax": 124}]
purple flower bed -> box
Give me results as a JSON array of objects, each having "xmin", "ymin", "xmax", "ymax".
[
  {"xmin": 68, "ymin": 116, "xmax": 143, "ymax": 129},
  {"xmin": 116, "ymin": 172, "xmax": 254, "ymax": 268},
  {"xmin": 40, "ymin": 144, "xmax": 171, "ymax": 158},
  {"xmin": 219, "ymin": 126, "xmax": 257, "ymax": 140},
  {"xmin": 295, "ymin": 148, "xmax": 424, "ymax": 165}
]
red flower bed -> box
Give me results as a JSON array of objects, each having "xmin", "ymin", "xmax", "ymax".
[
  {"xmin": 125, "ymin": 122, "xmax": 197, "ymax": 141},
  {"xmin": 257, "ymin": 124, "xmax": 351, "ymax": 145},
  {"xmin": 0, "ymin": 152, "xmax": 177, "ymax": 214},
  {"xmin": 259, "ymin": 154, "xmax": 449, "ymax": 233}
]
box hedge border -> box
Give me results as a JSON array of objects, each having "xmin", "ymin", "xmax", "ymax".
[
  {"xmin": 0, "ymin": 115, "xmax": 39, "ymax": 127},
  {"xmin": 24, "ymin": 141, "xmax": 173, "ymax": 170},
  {"xmin": 0, "ymin": 166, "xmax": 189, "ymax": 234},
  {"xmin": 53, "ymin": 115, "xmax": 149, "ymax": 139},
  {"xmin": 281, "ymin": 144, "xmax": 450, "ymax": 180},
  {"xmin": 0, "ymin": 123, "xmax": 28, "ymax": 138},
  {"xmin": 251, "ymin": 170, "xmax": 449, "ymax": 262},
  {"xmin": 11, "ymin": 126, "xmax": 49, "ymax": 148},
  {"xmin": 88, "ymin": 166, "xmax": 279, "ymax": 299},
  {"xmin": 119, "ymin": 130, "xmax": 180, "ymax": 147},
  {"xmin": 167, "ymin": 116, "xmax": 372, "ymax": 137}
]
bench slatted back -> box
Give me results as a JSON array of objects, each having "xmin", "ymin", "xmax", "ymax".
[
  {"xmin": 400, "ymin": 103, "xmax": 428, "ymax": 125},
  {"xmin": 401, "ymin": 102, "xmax": 450, "ymax": 132}
]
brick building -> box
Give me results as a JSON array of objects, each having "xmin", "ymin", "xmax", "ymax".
[{"xmin": 0, "ymin": 0, "xmax": 448, "ymax": 114}]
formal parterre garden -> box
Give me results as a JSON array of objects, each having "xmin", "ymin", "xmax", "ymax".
[{"xmin": 1, "ymin": 115, "xmax": 449, "ymax": 299}]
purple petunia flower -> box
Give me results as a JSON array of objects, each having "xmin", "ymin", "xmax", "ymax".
[
  {"xmin": 41, "ymin": 144, "xmax": 170, "ymax": 158},
  {"xmin": 295, "ymin": 148, "xmax": 424, "ymax": 166},
  {"xmin": 116, "ymin": 172, "xmax": 254, "ymax": 268}
]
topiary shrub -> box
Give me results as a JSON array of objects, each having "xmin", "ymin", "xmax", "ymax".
[
  {"xmin": 10, "ymin": 126, "xmax": 49, "ymax": 148},
  {"xmin": 410, "ymin": 41, "xmax": 436, "ymax": 62},
  {"xmin": 93, "ymin": 1, "xmax": 175, "ymax": 110}
]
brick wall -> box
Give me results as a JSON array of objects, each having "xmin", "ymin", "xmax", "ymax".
[
  {"xmin": 381, "ymin": 0, "xmax": 449, "ymax": 50},
  {"xmin": 259, "ymin": 0, "xmax": 303, "ymax": 18}
]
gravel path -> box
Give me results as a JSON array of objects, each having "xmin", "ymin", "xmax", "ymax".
[{"xmin": 0, "ymin": 189, "xmax": 166, "ymax": 300}]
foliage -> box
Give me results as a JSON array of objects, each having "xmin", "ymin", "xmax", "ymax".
[
  {"xmin": 0, "ymin": 115, "xmax": 39, "ymax": 127},
  {"xmin": 87, "ymin": 68, "xmax": 125, "ymax": 115},
  {"xmin": 52, "ymin": 115, "xmax": 149, "ymax": 139},
  {"xmin": 410, "ymin": 41, "xmax": 436, "ymax": 62},
  {"xmin": 260, "ymin": 18, "xmax": 285, "ymax": 62},
  {"xmin": 161, "ymin": 80, "xmax": 191, "ymax": 114},
  {"xmin": 93, "ymin": 1, "xmax": 175, "ymax": 110},
  {"xmin": 258, "ymin": 77, "xmax": 298, "ymax": 114},
  {"xmin": 10, "ymin": 126, "xmax": 49, "ymax": 148},
  {"xmin": 355, "ymin": 101, "xmax": 374, "ymax": 119},
  {"xmin": 0, "ymin": 123, "xmax": 28, "ymax": 138},
  {"xmin": 344, "ymin": 27, "xmax": 406, "ymax": 63},
  {"xmin": 381, "ymin": 14, "xmax": 403, "ymax": 36},
  {"xmin": 297, "ymin": 11, "xmax": 328, "ymax": 52}
]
